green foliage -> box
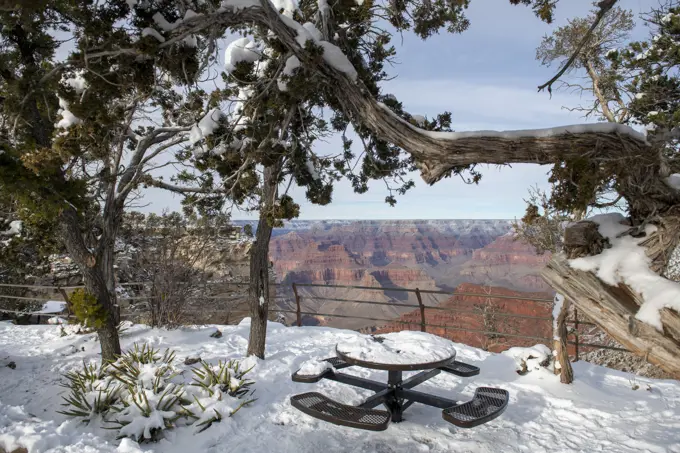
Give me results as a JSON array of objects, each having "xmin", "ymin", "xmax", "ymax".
[
  {"xmin": 58, "ymin": 361, "xmax": 122, "ymax": 421},
  {"xmin": 191, "ymin": 359, "xmax": 256, "ymax": 399},
  {"xmin": 108, "ymin": 343, "xmax": 179, "ymax": 390},
  {"xmin": 70, "ymin": 289, "xmax": 108, "ymax": 330},
  {"xmin": 189, "ymin": 359, "xmax": 257, "ymax": 432},
  {"xmin": 59, "ymin": 343, "xmax": 256, "ymax": 442}
]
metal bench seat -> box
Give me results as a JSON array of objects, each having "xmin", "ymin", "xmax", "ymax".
[
  {"xmin": 290, "ymin": 392, "xmax": 391, "ymax": 431},
  {"xmin": 439, "ymin": 360, "xmax": 481, "ymax": 377},
  {"xmin": 442, "ymin": 387, "xmax": 509, "ymax": 428}
]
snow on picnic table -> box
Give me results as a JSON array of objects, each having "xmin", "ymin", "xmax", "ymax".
[
  {"xmin": 336, "ymin": 331, "xmax": 457, "ymax": 366},
  {"xmin": 0, "ymin": 320, "xmax": 679, "ymax": 452}
]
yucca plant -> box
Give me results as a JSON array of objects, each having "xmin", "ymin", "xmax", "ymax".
[
  {"xmin": 191, "ymin": 359, "xmax": 255, "ymax": 399},
  {"xmin": 191, "ymin": 393, "xmax": 255, "ymax": 433},
  {"xmin": 58, "ymin": 360, "xmax": 122, "ymax": 421},
  {"xmin": 108, "ymin": 344, "xmax": 179, "ymax": 391},
  {"xmin": 108, "ymin": 384, "xmax": 194, "ymax": 442},
  {"xmin": 189, "ymin": 359, "xmax": 256, "ymax": 432}
]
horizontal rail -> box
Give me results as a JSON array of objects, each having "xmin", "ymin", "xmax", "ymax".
[
  {"xmin": 294, "ymin": 282, "xmax": 554, "ymax": 303},
  {"xmin": 302, "ymin": 296, "xmax": 419, "ymax": 309},
  {"xmin": 302, "ymin": 296, "xmax": 552, "ymax": 321},
  {"xmin": 567, "ymin": 341, "xmax": 629, "ymax": 353},
  {"xmin": 287, "ymin": 310, "xmax": 552, "ymax": 342}
]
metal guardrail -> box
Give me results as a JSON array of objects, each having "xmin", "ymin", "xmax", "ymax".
[{"xmin": 0, "ymin": 280, "xmax": 627, "ymax": 357}]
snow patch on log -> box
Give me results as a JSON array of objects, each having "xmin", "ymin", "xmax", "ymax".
[{"xmin": 569, "ymin": 213, "xmax": 680, "ymax": 330}]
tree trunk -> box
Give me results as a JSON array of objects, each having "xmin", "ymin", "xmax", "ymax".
[
  {"xmin": 542, "ymin": 254, "xmax": 680, "ymax": 378},
  {"xmin": 59, "ymin": 207, "xmax": 121, "ymax": 361},
  {"xmin": 553, "ymin": 295, "xmax": 574, "ymax": 384},
  {"xmin": 246, "ymin": 163, "xmax": 278, "ymax": 359}
]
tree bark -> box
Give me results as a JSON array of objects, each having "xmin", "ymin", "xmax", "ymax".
[
  {"xmin": 59, "ymin": 206, "xmax": 121, "ymax": 361},
  {"xmin": 542, "ymin": 254, "xmax": 680, "ymax": 378},
  {"xmin": 246, "ymin": 163, "xmax": 278, "ymax": 359},
  {"xmin": 553, "ymin": 296, "xmax": 574, "ymax": 384}
]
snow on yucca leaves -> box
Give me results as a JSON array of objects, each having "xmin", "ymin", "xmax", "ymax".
[
  {"xmin": 188, "ymin": 360, "xmax": 257, "ymax": 432},
  {"xmin": 108, "ymin": 383, "xmax": 193, "ymax": 442},
  {"xmin": 107, "ymin": 343, "xmax": 190, "ymax": 442},
  {"xmin": 58, "ymin": 343, "xmax": 256, "ymax": 442},
  {"xmin": 58, "ymin": 360, "xmax": 122, "ymax": 421},
  {"xmin": 108, "ymin": 343, "xmax": 180, "ymax": 391},
  {"xmin": 191, "ymin": 359, "xmax": 255, "ymax": 398}
]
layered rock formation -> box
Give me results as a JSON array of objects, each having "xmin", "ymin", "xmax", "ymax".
[
  {"xmin": 269, "ymin": 220, "xmax": 553, "ymax": 329},
  {"xmin": 459, "ymin": 233, "xmax": 553, "ymax": 292}
]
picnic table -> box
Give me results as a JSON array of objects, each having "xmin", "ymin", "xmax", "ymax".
[{"xmin": 290, "ymin": 331, "xmax": 508, "ymax": 431}]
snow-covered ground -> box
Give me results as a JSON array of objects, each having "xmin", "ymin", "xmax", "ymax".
[{"xmin": 0, "ymin": 320, "xmax": 679, "ymax": 453}]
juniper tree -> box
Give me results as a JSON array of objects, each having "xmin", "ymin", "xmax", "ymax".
[
  {"xmin": 537, "ymin": 5, "xmax": 634, "ymax": 123},
  {"xmin": 0, "ymin": 1, "xmax": 217, "ymax": 360}
]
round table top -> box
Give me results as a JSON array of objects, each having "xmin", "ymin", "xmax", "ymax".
[{"xmin": 335, "ymin": 331, "xmax": 457, "ymax": 371}]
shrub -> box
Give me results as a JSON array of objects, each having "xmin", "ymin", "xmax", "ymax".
[
  {"xmin": 189, "ymin": 360, "xmax": 256, "ymax": 432},
  {"xmin": 58, "ymin": 361, "xmax": 122, "ymax": 421},
  {"xmin": 59, "ymin": 343, "xmax": 256, "ymax": 442},
  {"xmin": 70, "ymin": 289, "xmax": 108, "ymax": 330}
]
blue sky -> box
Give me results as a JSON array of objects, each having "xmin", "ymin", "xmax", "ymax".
[{"xmin": 140, "ymin": 0, "xmax": 651, "ymax": 220}]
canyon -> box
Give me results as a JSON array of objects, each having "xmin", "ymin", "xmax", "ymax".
[{"xmin": 253, "ymin": 219, "xmax": 555, "ymax": 330}]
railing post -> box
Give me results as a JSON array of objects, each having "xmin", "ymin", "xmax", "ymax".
[
  {"xmin": 415, "ymin": 288, "xmax": 426, "ymax": 332},
  {"xmin": 292, "ymin": 282, "xmax": 301, "ymax": 327},
  {"xmin": 573, "ymin": 308, "xmax": 579, "ymax": 362}
]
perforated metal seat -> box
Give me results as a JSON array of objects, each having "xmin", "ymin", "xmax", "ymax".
[
  {"xmin": 439, "ymin": 360, "xmax": 481, "ymax": 377},
  {"xmin": 442, "ymin": 387, "xmax": 508, "ymax": 428},
  {"xmin": 291, "ymin": 392, "xmax": 391, "ymax": 431}
]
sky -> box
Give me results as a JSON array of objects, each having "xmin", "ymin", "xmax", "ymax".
[{"xmin": 138, "ymin": 0, "xmax": 652, "ymax": 220}]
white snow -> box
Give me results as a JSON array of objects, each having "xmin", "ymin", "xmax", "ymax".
[
  {"xmin": 220, "ymin": 0, "xmax": 260, "ymax": 11},
  {"xmin": 296, "ymin": 359, "xmax": 334, "ymax": 376},
  {"xmin": 190, "ymin": 108, "xmax": 225, "ymax": 145},
  {"xmin": 1, "ymin": 320, "xmax": 680, "ymax": 452},
  {"xmin": 569, "ymin": 213, "xmax": 680, "ymax": 330},
  {"xmin": 666, "ymin": 174, "xmax": 680, "ymax": 190},
  {"xmin": 552, "ymin": 294, "xmax": 564, "ymax": 340},
  {"xmin": 377, "ymin": 103, "xmax": 649, "ymax": 143},
  {"xmin": 305, "ymin": 158, "xmax": 319, "ymax": 180},
  {"xmin": 662, "ymin": 12, "xmax": 675, "ymax": 24},
  {"xmin": 259, "ymin": 296, "xmax": 265, "ymax": 306},
  {"xmin": 56, "ymin": 109, "xmax": 82, "ymax": 129},
  {"xmin": 2, "ymin": 220, "xmax": 22, "ymax": 237},
  {"xmin": 271, "ymin": 0, "xmax": 298, "ymax": 17},
  {"xmin": 141, "ymin": 27, "xmax": 165, "ymax": 43},
  {"xmin": 47, "ymin": 317, "xmax": 68, "ymax": 325},
  {"xmin": 224, "ymin": 37, "xmax": 261, "ymax": 73},
  {"xmin": 61, "ymin": 70, "xmax": 88, "ymax": 94},
  {"xmin": 184, "ymin": 9, "xmax": 201, "ymax": 20},
  {"xmin": 36, "ymin": 301, "xmax": 67, "ymax": 314},
  {"xmin": 152, "ymin": 12, "xmax": 180, "ymax": 31},
  {"xmin": 277, "ymin": 55, "xmax": 301, "ymax": 91},
  {"xmin": 336, "ymin": 331, "xmax": 458, "ymax": 365},
  {"xmin": 635, "ymin": 92, "xmax": 645, "ymax": 100},
  {"xmin": 281, "ymin": 16, "xmax": 358, "ymax": 80},
  {"xmin": 502, "ymin": 344, "xmax": 552, "ymax": 373}
]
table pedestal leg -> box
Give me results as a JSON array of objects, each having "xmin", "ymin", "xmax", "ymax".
[{"xmin": 385, "ymin": 370, "xmax": 405, "ymax": 422}]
